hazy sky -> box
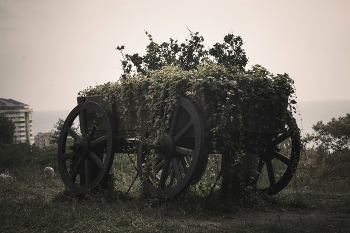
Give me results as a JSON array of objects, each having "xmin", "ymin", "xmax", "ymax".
[{"xmin": 1, "ymin": 0, "xmax": 349, "ymax": 111}]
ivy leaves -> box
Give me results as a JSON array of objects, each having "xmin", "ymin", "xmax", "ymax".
[
  {"xmin": 83, "ymin": 30, "xmax": 298, "ymax": 152},
  {"xmin": 116, "ymin": 30, "xmax": 248, "ymax": 79}
]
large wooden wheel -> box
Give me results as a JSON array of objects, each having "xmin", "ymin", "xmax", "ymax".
[
  {"xmin": 57, "ymin": 101, "xmax": 114, "ymax": 194},
  {"xmin": 137, "ymin": 97, "xmax": 206, "ymax": 198},
  {"xmin": 257, "ymin": 113, "xmax": 301, "ymax": 195}
]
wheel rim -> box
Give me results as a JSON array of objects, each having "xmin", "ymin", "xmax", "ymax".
[
  {"xmin": 57, "ymin": 101, "xmax": 114, "ymax": 194},
  {"xmin": 257, "ymin": 113, "xmax": 301, "ymax": 195},
  {"xmin": 137, "ymin": 97, "xmax": 206, "ymax": 198}
]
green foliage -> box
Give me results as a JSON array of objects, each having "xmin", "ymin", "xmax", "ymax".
[
  {"xmin": 83, "ymin": 32, "xmax": 297, "ymax": 145},
  {"xmin": 295, "ymin": 147, "xmax": 350, "ymax": 191},
  {"xmin": 116, "ymin": 30, "xmax": 248, "ymax": 78},
  {"xmin": 0, "ymin": 165, "xmax": 64, "ymax": 193},
  {"xmin": 50, "ymin": 118, "xmax": 78, "ymax": 145},
  {"xmin": 79, "ymin": 63, "xmax": 296, "ymax": 137},
  {"xmin": 78, "ymin": 63, "xmax": 297, "ymax": 198},
  {"xmin": 0, "ymin": 141, "xmax": 59, "ymax": 172},
  {"xmin": 0, "ymin": 142, "xmax": 32, "ymax": 169},
  {"xmin": 305, "ymin": 113, "xmax": 350, "ymax": 152},
  {"xmin": 0, "ymin": 114, "xmax": 15, "ymax": 146},
  {"xmin": 298, "ymin": 114, "xmax": 350, "ymax": 191},
  {"xmin": 30, "ymin": 145, "xmax": 59, "ymax": 170},
  {"xmin": 80, "ymin": 31, "xmax": 298, "ymax": 199}
]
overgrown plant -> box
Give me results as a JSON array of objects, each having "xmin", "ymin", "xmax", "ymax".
[{"xmin": 78, "ymin": 31, "xmax": 299, "ymax": 200}]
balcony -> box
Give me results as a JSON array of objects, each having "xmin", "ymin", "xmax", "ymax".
[{"xmin": 15, "ymin": 123, "xmax": 26, "ymax": 127}]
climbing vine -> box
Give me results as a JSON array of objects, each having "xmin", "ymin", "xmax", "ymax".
[{"xmin": 78, "ymin": 31, "xmax": 299, "ymax": 199}]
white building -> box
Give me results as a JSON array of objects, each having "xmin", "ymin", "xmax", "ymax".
[
  {"xmin": 0, "ymin": 98, "xmax": 34, "ymax": 144},
  {"xmin": 34, "ymin": 132, "xmax": 54, "ymax": 148}
]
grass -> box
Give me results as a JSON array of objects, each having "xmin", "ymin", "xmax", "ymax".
[
  {"xmin": 0, "ymin": 196, "xmax": 309, "ymax": 233},
  {"xmin": 1, "ymin": 166, "xmax": 350, "ymax": 233},
  {"xmin": 0, "ymin": 165, "xmax": 65, "ymax": 194}
]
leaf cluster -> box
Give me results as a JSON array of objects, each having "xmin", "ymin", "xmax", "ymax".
[
  {"xmin": 50, "ymin": 118, "xmax": 78, "ymax": 145},
  {"xmin": 305, "ymin": 113, "xmax": 350, "ymax": 152},
  {"xmin": 78, "ymin": 62, "xmax": 296, "ymax": 148},
  {"xmin": 115, "ymin": 31, "xmax": 248, "ymax": 79}
]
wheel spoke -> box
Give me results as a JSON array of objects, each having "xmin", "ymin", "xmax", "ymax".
[
  {"xmin": 67, "ymin": 127, "xmax": 80, "ymax": 141},
  {"xmin": 272, "ymin": 150, "xmax": 290, "ymax": 165},
  {"xmin": 85, "ymin": 158, "xmax": 91, "ymax": 185},
  {"xmin": 171, "ymin": 157, "xmax": 182, "ymax": 182},
  {"xmin": 175, "ymin": 146, "xmax": 195, "ymax": 157},
  {"xmin": 270, "ymin": 131, "xmax": 289, "ymax": 147},
  {"xmin": 174, "ymin": 120, "xmax": 193, "ymax": 143},
  {"xmin": 70, "ymin": 158, "xmax": 84, "ymax": 182},
  {"xmin": 79, "ymin": 110, "xmax": 88, "ymax": 137},
  {"xmin": 155, "ymin": 160, "xmax": 165, "ymax": 172},
  {"xmin": 159, "ymin": 160, "xmax": 171, "ymax": 189},
  {"xmin": 266, "ymin": 160, "xmax": 276, "ymax": 186},
  {"xmin": 61, "ymin": 152, "xmax": 74, "ymax": 162},
  {"xmin": 88, "ymin": 114, "xmax": 101, "ymax": 140},
  {"xmin": 90, "ymin": 135, "xmax": 107, "ymax": 149},
  {"xmin": 148, "ymin": 155, "xmax": 162, "ymax": 169},
  {"xmin": 89, "ymin": 151, "xmax": 104, "ymax": 169},
  {"xmin": 168, "ymin": 106, "xmax": 180, "ymax": 136},
  {"xmin": 179, "ymin": 155, "xmax": 188, "ymax": 170}
]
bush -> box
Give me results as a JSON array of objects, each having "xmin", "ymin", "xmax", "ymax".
[
  {"xmin": 0, "ymin": 142, "xmax": 32, "ymax": 169},
  {"xmin": 0, "ymin": 114, "xmax": 15, "ymax": 146},
  {"xmin": 298, "ymin": 113, "xmax": 350, "ymax": 191},
  {"xmin": 296, "ymin": 148, "xmax": 350, "ymax": 191},
  {"xmin": 0, "ymin": 142, "xmax": 58, "ymax": 172}
]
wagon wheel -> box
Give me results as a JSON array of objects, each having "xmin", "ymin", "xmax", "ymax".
[
  {"xmin": 57, "ymin": 101, "xmax": 114, "ymax": 194},
  {"xmin": 256, "ymin": 112, "xmax": 301, "ymax": 195},
  {"xmin": 137, "ymin": 97, "xmax": 206, "ymax": 198}
]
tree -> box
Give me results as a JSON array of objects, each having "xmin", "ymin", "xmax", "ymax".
[
  {"xmin": 0, "ymin": 115, "xmax": 15, "ymax": 147},
  {"xmin": 50, "ymin": 118, "xmax": 78, "ymax": 145},
  {"xmin": 116, "ymin": 30, "xmax": 248, "ymax": 79},
  {"xmin": 305, "ymin": 113, "xmax": 350, "ymax": 152},
  {"xmin": 303, "ymin": 114, "xmax": 350, "ymax": 190}
]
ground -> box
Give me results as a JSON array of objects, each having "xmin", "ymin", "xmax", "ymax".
[
  {"xmin": 141, "ymin": 194, "xmax": 350, "ymax": 232},
  {"xmin": 1, "ymin": 188, "xmax": 349, "ymax": 232}
]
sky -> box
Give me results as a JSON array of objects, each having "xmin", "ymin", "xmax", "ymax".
[{"xmin": 1, "ymin": 0, "xmax": 349, "ymax": 111}]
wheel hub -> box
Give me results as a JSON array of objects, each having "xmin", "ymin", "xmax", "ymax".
[
  {"xmin": 159, "ymin": 135, "xmax": 175, "ymax": 160},
  {"xmin": 70, "ymin": 138, "xmax": 89, "ymax": 158}
]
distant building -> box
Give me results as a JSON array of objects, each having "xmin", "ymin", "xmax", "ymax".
[
  {"xmin": 34, "ymin": 132, "xmax": 54, "ymax": 148},
  {"xmin": 0, "ymin": 98, "xmax": 34, "ymax": 144}
]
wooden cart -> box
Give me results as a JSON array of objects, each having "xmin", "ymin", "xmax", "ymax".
[{"xmin": 57, "ymin": 93, "xmax": 301, "ymax": 198}]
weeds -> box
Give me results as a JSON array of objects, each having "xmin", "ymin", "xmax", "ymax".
[
  {"xmin": 1, "ymin": 146, "xmax": 350, "ymax": 232},
  {"xmin": 1, "ymin": 182, "xmax": 350, "ymax": 233},
  {"xmin": 0, "ymin": 165, "xmax": 64, "ymax": 194}
]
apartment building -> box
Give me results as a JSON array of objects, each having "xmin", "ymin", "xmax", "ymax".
[
  {"xmin": 0, "ymin": 98, "xmax": 34, "ymax": 144},
  {"xmin": 34, "ymin": 132, "xmax": 54, "ymax": 148}
]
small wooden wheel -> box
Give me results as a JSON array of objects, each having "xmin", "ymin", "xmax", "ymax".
[
  {"xmin": 57, "ymin": 101, "xmax": 114, "ymax": 194},
  {"xmin": 257, "ymin": 113, "xmax": 301, "ymax": 195},
  {"xmin": 137, "ymin": 97, "xmax": 206, "ymax": 198}
]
